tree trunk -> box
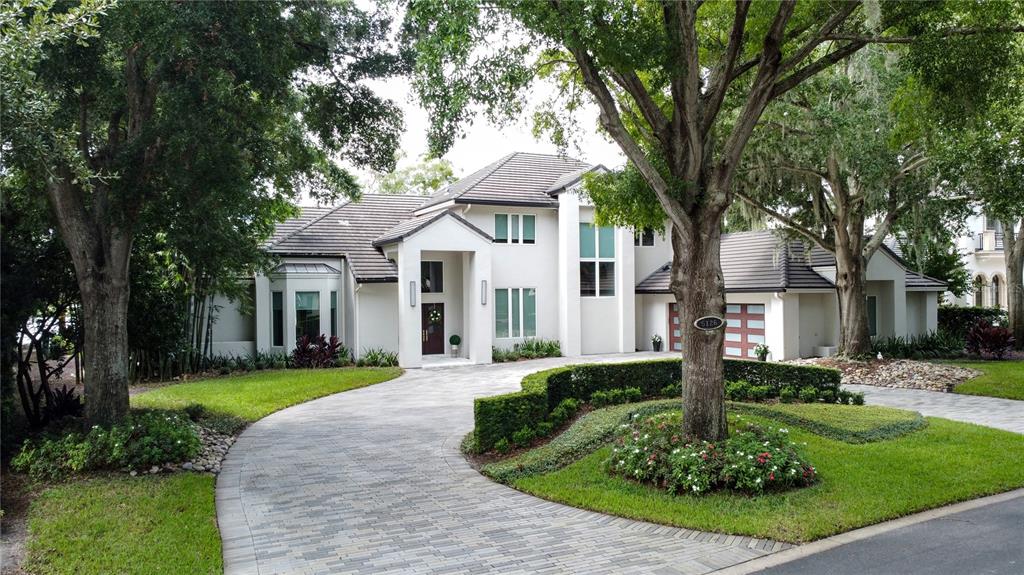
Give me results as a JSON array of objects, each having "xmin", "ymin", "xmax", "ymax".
[
  {"xmin": 835, "ymin": 244, "xmax": 872, "ymax": 357},
  {"xmin": 670, "ymin": 220, "xmax": 728, "ymax": 442},
  {"xmin": 79, "ymin": 279, "xmax": 131, "ymax": 425},
  {"xmin": 1005, "ymin": 221, "xmax": 1024, "ymax": 350}
]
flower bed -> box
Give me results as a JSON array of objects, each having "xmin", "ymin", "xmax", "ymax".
[
  {"xmin": 473, "ymin": 359, "xmax": 841, "ymax": 451},
  {"xmin": 607, "ymin": 412, "xmax": 816, "ymax": 495}
]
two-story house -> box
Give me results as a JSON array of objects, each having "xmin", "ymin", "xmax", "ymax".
[
  {"xmin": 206, "ymin": 152, "xmax": 945, "ymax": 367},
  {"xmin": 949, "ymin": 211, "xmax": 1011, "ymax": 309}
]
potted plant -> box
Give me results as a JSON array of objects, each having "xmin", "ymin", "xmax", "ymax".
[
  {"xmin": 449, "ymin": 334, "xmax": 461, "ymax": 357},
  {"xmin": 754, "ymin": 343, "xmax": 770, "ymax": 362},
  {"xmin": 651, "ymin": 334, "xmax": 663, "ymax": 352}
]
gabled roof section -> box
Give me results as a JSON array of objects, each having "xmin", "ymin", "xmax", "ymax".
[
  {"xmin": 372, "ymin": 210, "xmax": 493, "ymax": 247},
  {"xmin": 807, "ymin": 241, "xmax": 947, "ymax": 291},
  {"xmin": 267, "ymin": 194, "xmax": 425, "ymax": 282},
  {"xmin": 636, "ymin": 231, "xmax": 835, "ymax": 294},
  {"xmin": 545, "ymin": 165, "xmax": 605, "ymax": 195},
  {"xmin": 416, "ymin": 152, "xmax": 592, "ymax": 212}
]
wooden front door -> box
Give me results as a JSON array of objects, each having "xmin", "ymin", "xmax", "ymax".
[{"xmin": 421, "ymin": 303, "xmax": 445, "ymax": 355}]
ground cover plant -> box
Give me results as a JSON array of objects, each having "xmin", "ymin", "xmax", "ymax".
[
  {"xmin": 492, "ymin": 339, "xmax": 562, "ymax": 363},
  {"xmin": 512, "ymin": 412, "xmax": 1024, "ymax": 542},
  {"xmin": 948, "ymin": 360, "xmax": 1024, "ymax": 401}
]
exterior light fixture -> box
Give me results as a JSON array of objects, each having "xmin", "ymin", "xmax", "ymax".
[
  {"xmin": 481, "ymin": 280, "xmax": 488, "ymax": 305},
  {"xmin": 410, "ymin": 281, "xmax": 417, "ymax": 306}
]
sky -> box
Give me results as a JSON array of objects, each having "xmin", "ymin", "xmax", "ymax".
[{"xmin": 358, "ymin": 76, "xmax": 627, "ymax": 186}]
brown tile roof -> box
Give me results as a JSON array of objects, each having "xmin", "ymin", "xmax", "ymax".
[
  {"xmin": 416, "ymin": 152, "xmax": 591, "ymax": 211},
  {"xmin": 267, "ymin": 194, "xmax": 425, "ymax": 282}
]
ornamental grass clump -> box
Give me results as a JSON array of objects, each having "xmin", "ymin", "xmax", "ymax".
[{"xmin": 606, "ymin": 412, "xmax": 816, "ymax": 496}]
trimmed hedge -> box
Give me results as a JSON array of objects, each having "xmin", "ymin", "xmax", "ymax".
[
  {"xmin": 473, "ymin": 359, "xmax": 841, "ymax": 451},
  {"xmin": 938, "ymin": 306, "xmax": 1007, "ymax": 339}
]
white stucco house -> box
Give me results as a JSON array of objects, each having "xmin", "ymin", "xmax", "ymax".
[
  {"xmin": 208, "ymin": 152, "xmax": 945, "ymax": 367},
  {"xmin": 947, "ymin": 210, "xmax": 1014, "ymax": 309}
]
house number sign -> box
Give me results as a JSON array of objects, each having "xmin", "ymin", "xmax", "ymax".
[{"xmin": 693, "ymin": 316, "xmax": 725, "ymax": 331}]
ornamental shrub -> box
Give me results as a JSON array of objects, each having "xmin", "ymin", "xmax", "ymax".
[
  {"xmin": 357, "ymin": 347, "xmax": 398, "ymax": 367},
  {"xmin": 852, "ymin": 392, "xmax": 865, "ymax": 406},
  {"xmin": 11, "ymin": 410, "xmax": 200, "ymax": 481},
  {"xmin": 965, "ymin": 321, "xmax": 1014, "ymax": 359},
  {"xmin": 779, "ymin": 386, "xmax": 797, "ymax": 403},
  {"xmin": 748, "ymin": 385, "xmax": 773, "ymax": 402},
  {"xmin": 819, "ymin": 389, "xmax": 836, "ymax": 404},
  {"xmin": 511, "ymin": 425, "xmax": 536, "ymax": 447},
  {"xmin": 725, "ymin": 380, "xmax": 751, "ymax": 401},
  {"xmin": 938, "ymin": 306, "xmax": 1007, "ymax": 339},
  {"xmin": 798, "ymin": 386, "xmax": 818, "ymax": 403},
  {"xmin": 606, "ymin": 413, "xmax": 816, "ymax": 495},
  {"xmin": 494, "ymin": 438, "xmax": 511, "ymax": 454}
]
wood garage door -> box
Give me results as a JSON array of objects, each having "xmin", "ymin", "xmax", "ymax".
[{"xmin": 667, "ymin": 303, "xmax": 766, "ymax": 358}]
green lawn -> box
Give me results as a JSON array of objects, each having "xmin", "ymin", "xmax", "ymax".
[
  {"xmin": 513, "ymin": 411, "xmax": 1024, "ymax": 543},
  {"xmin": 949, "ymin": 360, "xmax": 1024, "ymax": 401},
  {"xmin": 24, "ymin": 367, "xmax": 402, "ymax": 575},
  {"xmin": 24, "ymin": 474, "xmax": 220, "ymax": 575},
  {"xmin": 132, "ymin": 367, "xmax": 402, "ymax": 420}
]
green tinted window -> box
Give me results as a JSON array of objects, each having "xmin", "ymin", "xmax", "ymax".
[
  {"xmin": 579, "ymin": 223, "xmax": 595, "ymax": 258},
  {"xmin": 598, "ymin": 226, "xmax": 615, "ymax": 258},
  {"xmin": 524, "ymin": 288, "xmax": 536, "ymax": 337},
  {"xmin": 495, "ymin": 214, "xmax": 508, "ymax": 243},
  {"xmin": 523, "ymin": 215, "xmax": 535, "ymax": 243},
  {"xmin": 495, "ymin": 289, "xmax": 509, "ymax": 338}
]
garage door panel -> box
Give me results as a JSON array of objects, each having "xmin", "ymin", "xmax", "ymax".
[{"xmin": 669, "ymin": 302, "xmax": 765, "ymax": 358}]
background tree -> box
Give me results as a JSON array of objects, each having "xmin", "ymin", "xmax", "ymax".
[
  {"xmin": 3, "ymin": 1, "xmax": 406, "ymax": 425},
  {"xmin": 373, "ymin": 154, "xmax": 458, "ymax": 196},
  {"xmin": 406, "ymin": 0, "xmax": 1023, "ymax": 440}
]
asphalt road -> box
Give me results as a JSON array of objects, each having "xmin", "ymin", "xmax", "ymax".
[{"xmin": 753, "ymin": 494, "xmax": 1024, "ymax": 575}]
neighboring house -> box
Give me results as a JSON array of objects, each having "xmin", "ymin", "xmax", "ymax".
[
  {"xmin": 207, "ymin": 152, "xmax": 945, "ymax": 366},
  {"xmin": 948, "ymin": 210, "xmax": 1011, "ymax": 309}
]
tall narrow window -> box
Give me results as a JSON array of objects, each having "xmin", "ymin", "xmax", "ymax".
[
  {"xmin": 522, "ymin": 215, "xmax": 535, "ymax": 244},
  {"xmin": 330, "ymin": 291, "xmax": 338, "ymax": 337},
  {"xmin": 494, "ymin": 214, "xmax": 509, "ymax": 243},
  {"xmin": 494, "ymin": 288, "xmax": 537, "ymax": 338},
  {"xmin": 421, "ymin": 261, "xmax": 443, "ymax": 293},
  {"xmin": 495, "ymin": 288, "xmax": 509, "ymax": 338},
  {"xmin": 866, "ymin": 295, "xmax": 878, "ymax": 337},
  {"xmin": 295, "ymin": 291, "xmax": 320, "ymax": 341},
  {"xmin": 511, "ymin": 214, "xmax": 520, "ymax": 243},
  {"xmin": 272, "ymin": 291, "xmax": 283, "ymax": 346},
  {"xmin": 579, "ymin": 223, "xmax": 615, "ymax": 296}
]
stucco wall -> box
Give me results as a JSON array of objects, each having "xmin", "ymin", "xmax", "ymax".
[
  {"xmin": 356, "ymin": 282, "xmax": 399, "ymax": 356},
  {"xmin": 209, "ymin": 286, "xmax": 256, "ymax": 357},
  {"xmin": 634, "ymin": 224, "xmax": 673, "ymax": 283},
  {"xmin": 797, "ymin": 292, "xmax": 839, "ymax": 358}
]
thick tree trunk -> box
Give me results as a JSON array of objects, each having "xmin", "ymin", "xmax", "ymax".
[
  {"xmin": 670, "ymin": 220, "xmax": 728, "ymax": 442},
  {"xmin": 79, "ymin": 279, "xmax": 131, "ymax": 425},
  {"xmin": 835, "ymin": 245, "xmax": 872, "ymax": 357},
  {"xmin": 1005, "ymin": 222, "xmax": 1024, "ymax": 350}
]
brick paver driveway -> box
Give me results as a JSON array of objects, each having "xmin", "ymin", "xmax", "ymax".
[
  {"xmin": 217, "ymin": 353, "xmax": 783, "ymax": 575},
  {"xmin": 844, "ymin": 384, "xmax": 1024, "ymax": 434}
]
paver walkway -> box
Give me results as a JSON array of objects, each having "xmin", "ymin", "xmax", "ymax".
[
  {"xmin": 844, "ymin": 384, "xmax": 1024, "ymax": 434},
  {"xmin": 217, "ymin": 354, "xmax": 783, "ymax": 575}
]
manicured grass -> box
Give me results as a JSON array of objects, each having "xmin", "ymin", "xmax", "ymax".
[
  {"xmin": 513, "ymin": 412, "xmax": 1024, "ymax": 542},
  {"xmin": 948, "ymin": 360, "xmax": 1024, "ymax": 401},
  {"xmin": 132, "ymin": 367, "xmax": 402, "ymax": 421},
  {"xmin": 20, "ymin": 367, "xmax": 402, "ymax": 575},
  {"xmin": 24, "ymin": 474, "xmax": 220, "ymax": 575},
  {"xmin": 728, "ymin": 402, "xmax": 927, "ymax": 443}
]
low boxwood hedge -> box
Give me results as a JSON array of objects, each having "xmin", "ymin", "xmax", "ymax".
[{"xmin": 473, "ymin": 358, "xmax": 841, "ymax": 451}]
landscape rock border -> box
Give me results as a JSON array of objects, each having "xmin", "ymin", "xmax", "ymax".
[{"xmin": 785, "ymin": 358, "xmax": 981, "ymax": 393}]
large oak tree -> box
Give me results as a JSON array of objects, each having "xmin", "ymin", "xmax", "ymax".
[
  {"xmin": 3, "ymin": 1, "xmax": 406, "ymax": 425},
  {"xmin": 405, "ymin": 0, "xmax": 1024, "ymax": 440}
]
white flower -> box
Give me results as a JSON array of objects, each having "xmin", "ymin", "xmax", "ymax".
[
  {"xmin": 692, "ymin": 485, "xmax": 700, "ymax": 492},
  {"xmin": 747, "ymin": 455, "xmax": 753, "ymax": 460},
  {"xmin": 779, "ymin": 428, "xmax": 788, "ymax": 434},
  {"xmin": 755, "ymin": 478, "xmax": 761, "ymax": 483},
  {"xmin": 619, "ymin": 460, "xmax": 625, "ymax": 466}
]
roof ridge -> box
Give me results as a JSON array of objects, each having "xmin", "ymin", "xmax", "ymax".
[{"xmin": 269, "ymin": 201, "xmax": 349, "ymax": 248}]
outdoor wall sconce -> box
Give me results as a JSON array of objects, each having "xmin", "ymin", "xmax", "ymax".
[
  {"xmin": 410, "ymin": 281, "xmax": 417, "ymax": 306},
  {"xmin": 481, "ymin": 280, "xmax": 488, "ymax": 305}
]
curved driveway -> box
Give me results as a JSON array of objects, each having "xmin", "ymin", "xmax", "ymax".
[{"xmin": 217, "ymin": 354, "xmax": 783, "ymax": 575}]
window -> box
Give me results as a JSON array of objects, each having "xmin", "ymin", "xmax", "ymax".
[
  {"xmin": 633, "ymin": 228, "xmax": 654, "ymax": 246},
  {"xmin": 295, "ymin": 291, "xmax": 320, "ymax": 341},
  {"xmin": 330, "ymin": 291, "xmax": 337, "ymax": 337},
  {"xmin": 992, "ymin": 276, "xmax": 1004, "ymax": 309},
  {"xmin": 866, "ymin": 295, "xmax": 878, "ymax": 337},
  {"xmin": 272, "ymin": 291, "xmax": 283, "ymax": 346},
  {"xmin": 973, "ymin": 275, "xmax": 986, "ymax": 307},
  {"xmin": 495, "ymin": 288, "xmax": 537, "ymax": 338},
  {"xmin": 421, "ymin": 261, "xmax": 443, "ymax": 293},
  {"xmin": 579, "ymin": 223, "xmax": 615, "ymax": 296},
  {"xmin": 494, "ymin": 214, "xmax": 535, "ymax": 244}
]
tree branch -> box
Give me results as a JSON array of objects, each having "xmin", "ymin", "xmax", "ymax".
[
  {"xmin": 778, "ymin": 1, "xmax": 860, "ymax": 74},
  {"xmin": 824, "ymin": 25, "xmax": 1024, "ymax": 44},
  {"xmin": 734, "ymin": 189, "xmax": 834, "ymax": 251},
  {"xmin": 701, "ymin": 0, "xmax": 751, "ymax": 137}
]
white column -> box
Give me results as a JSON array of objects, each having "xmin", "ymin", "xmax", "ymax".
[
  {"xmin": 925, "ymin": 291, "xmax": 938, "ymax": 333},
  {"xmin": 557, "ymin": 192, "xmax": 582, "ymax": 356},
  {"xmin": 615, "ymin": 227, "xmax": 635, "ymax": 352},
  {"xmin": 396, "ymin": 244, "xmax": 422, "ymax": 368},
  {"xmin": 255, "ymin": 274, "xmax": 270, "ymax": 352},
  {"xmin": 468, "ymin": 250, "xmax": 493, "ymax": 364}
]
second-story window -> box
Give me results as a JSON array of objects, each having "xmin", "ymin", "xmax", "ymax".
[
  {"xmin": 494, "ymin": 214, "xmax": 536, "ymax": 244},
  {"xmin": 633, "ymin": 228, "xmax": 655, "ymax": 246},
  {"xmin": 579, "ymin": 222, "xmax": 615, "ymax": 297}
]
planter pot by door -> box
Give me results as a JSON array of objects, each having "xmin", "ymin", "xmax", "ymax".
[{"xmin": 421, "ymin": 303, "xmax": 445, "ymax": 355}]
